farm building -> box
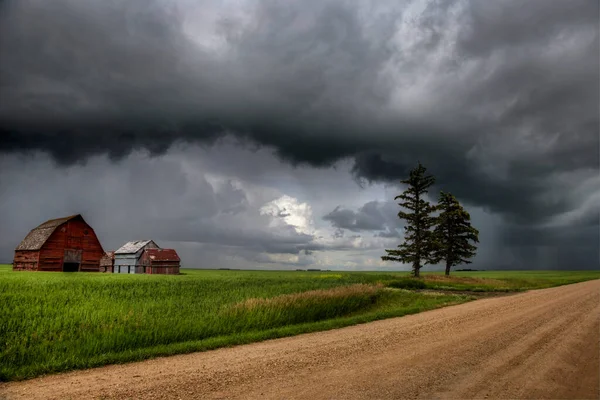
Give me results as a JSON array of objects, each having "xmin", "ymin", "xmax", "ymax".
[
  {"xmin": 13, "ymin": 214, "xmax": 105, "ymax": 272},
  {"xmin": 100, "ymin": 251, "xmax": 115, "ymax": 273},
  {"xmin": 140, "ymin": 248, "xmax": 181, "ymax": 274},
  {"xmin": 113, "ymin": 240, "xmax": 159, "ymax": 274}
]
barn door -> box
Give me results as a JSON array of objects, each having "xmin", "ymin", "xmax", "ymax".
[
  {"xmin": 63, "ymin": 249, "xmax": 81, "ymax": 272},
  {"xmin": 64, "ymin": 249, "xmax": 82, "ymax": 263}
]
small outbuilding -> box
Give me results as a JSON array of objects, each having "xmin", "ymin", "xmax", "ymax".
[
  {"xmin": 13, "ymin": 214, "xmax": 105, "ymax": 272},
  {"xmin": 113, "ymin": 240, "xmax": 159, "ymax": 274},
  {"xmin": 140, "ymin": 248, "xmax": 181, "ymax": 275},
  {"xmin": 100, "ymin": 251, "xmax": 115, "ymax": 273}
]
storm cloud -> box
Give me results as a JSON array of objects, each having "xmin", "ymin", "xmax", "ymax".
[
  {"xmin": 323, "ymin": 200, "xmax": 403, "ymax": 237},
  {"xmin": 0, "ymin": 0, "xmax": 598, "ymax": 269}
]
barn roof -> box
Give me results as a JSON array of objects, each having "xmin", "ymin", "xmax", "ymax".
[
  {"xmin": 145, "ymin": 248, "xmax": 180, "ymax": 262},
  {"xmin": 15, "ymin": 214, "xmax": 82, "ymax": 251},
  {"xmin": 115, "ymin": 240, "xmax": 158, "ymax": 255}
]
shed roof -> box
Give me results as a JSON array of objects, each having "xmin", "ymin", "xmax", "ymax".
[
  {"xmin": 15, "ymin": 214, "xmax": 82, "ymax": 251},
  {"xmin": 145, "ymin": 248, "xmax": 180, "ymax": 262},
  {"xmin": 115, "ymin": 240, "xmax": 158, "ymax": 255}
]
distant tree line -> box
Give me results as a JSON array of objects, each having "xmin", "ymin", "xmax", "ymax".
[{"xmin": 382, "ymin": 162, "xmax": 479, "ymax": 277}]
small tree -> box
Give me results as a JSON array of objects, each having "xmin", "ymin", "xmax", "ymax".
[
  {"xmin": 431, "ymin": 191, "xmax": 479, "ymax": 275},
  {"xmin": 381, "ymin": 162, "xmax": 437, "ymax": 277}
]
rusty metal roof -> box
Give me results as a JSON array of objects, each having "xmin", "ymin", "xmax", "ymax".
[
  {"xmin": 115, "ymin": 240, "xmax": 158, "ymax": 255},
  {"xmin": 15, "ymin": 215, "xmax": 82, "ymax": 251},
  {"xmin": 145, "ymin": 248, "xmax": 180, "ymax": 262}
]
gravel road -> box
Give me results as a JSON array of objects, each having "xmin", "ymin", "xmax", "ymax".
[{"xmin": 2, "ymin": 279, "xmax": 598, "ymax": 400}]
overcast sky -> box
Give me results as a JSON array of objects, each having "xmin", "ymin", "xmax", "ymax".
[{"xmin": 0, "ymin": 0, "xmax": 598, "ymax": 270}]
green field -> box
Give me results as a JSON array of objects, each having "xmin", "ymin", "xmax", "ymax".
[{"xmin": 0, "ymin": 265, "xmax": 598, "ymax": 381}]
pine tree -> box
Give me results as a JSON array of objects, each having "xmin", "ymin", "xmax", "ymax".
[
  {"xmin": 431, "ymin": 191, "xmax": 480, "ymax": 275},
  {"xmin": 381, "ymin": 162, "xmax": 437, "ymax": 277}
]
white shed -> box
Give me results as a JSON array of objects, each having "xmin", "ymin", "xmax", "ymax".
[{"xmin": 113, "ymin": 240, "xmax": 159, "ymax": 274}]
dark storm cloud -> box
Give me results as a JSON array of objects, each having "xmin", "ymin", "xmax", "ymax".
[
  {"xmin": 0, "ymin": 0, "xmax": 598, "ymax": 265},
  {"xmin": 495, "ymin": 223, "xmax": 599, "ymax": 271},
  {"xmin": 351, "ymin": 152, "xmax": 566, "ymax": 225},
  {"xmin": 324, "ymin": 206, "xmax": 380, "ymax": 231},
  {"xmin": 0, "ymin": 0, "xmax": 385, "ymax": 165},
  {"xmin": 323, "ymin": 201, "xmax": 402, "ymax": 234}
]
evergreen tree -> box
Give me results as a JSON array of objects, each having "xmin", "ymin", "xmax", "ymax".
[
  {"xmin": 432, "ymin": 191, "xmax": 480, "ymax": 275},
  {"xmin": 381, "ymin": 162, "xmax": 437, "ymax": 277}
]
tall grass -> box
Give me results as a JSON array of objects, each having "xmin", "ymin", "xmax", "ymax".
[
  {"xmin": 0, "ymin": 265, "xmax": 597, "ymax": 381},
  {"xmin": 222, "ymin": 284, "xmax": 383, "ymax": 331}
]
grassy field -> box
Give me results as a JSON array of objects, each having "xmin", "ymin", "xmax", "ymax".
[{"xmin": 0, "ymin": 265, "xmax": 598, "ymax": 381}]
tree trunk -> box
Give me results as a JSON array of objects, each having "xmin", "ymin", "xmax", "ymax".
[
  {"xmin": 413, "ymin": 261, "xmax": 421, "ymax": 278},
  {"xmin": 445, "ymin": 261, "xmax": 451, "ymax": 276}
]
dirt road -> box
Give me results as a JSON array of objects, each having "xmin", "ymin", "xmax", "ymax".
[{"xmin": 2, "ymin": 280, "xmax": 599, "ymax": 400}]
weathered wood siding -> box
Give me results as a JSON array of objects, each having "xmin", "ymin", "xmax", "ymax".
[
  {"xmin": 146, "ymin": 265, "xmax": 180, "ymax": 275},
  {"xmin": 38, "ymin": 219, "xmax": 104, "ymax": 272},
  {"xmin": 100, "ymin": 251, "xmax": 114, "ymax": 272},
  {"xmin": 13, "ymin": 251, "xmax": 40, "ymax": 271},
  {"xmin": 139, "ymin": 249, "xmax": 181, "ymax": 275}
]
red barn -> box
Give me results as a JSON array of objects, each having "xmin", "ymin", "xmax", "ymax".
[
  {"xmin": 140, "ymin": 248, "xmax": 181, "ymax": 275},
  {"xmin": 13, "ymin": 214, "xmax": 105, "ymax": 272}
]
